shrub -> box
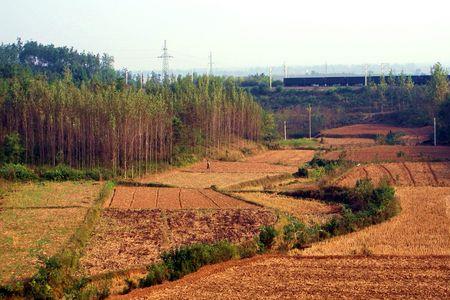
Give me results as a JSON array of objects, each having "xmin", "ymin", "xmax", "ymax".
[
  {"xmin": 0, "ymin": 163, "xmax": 37, "ymax": 181},
  {"xmin": 237, "ymin": 239, "xmax": 260, "ymax": 258},
  {"xmin": 139, "ymin": 263, "xmax": 169, "ymax": 287},
  {"xmin": 40, "ymin": 165, "xmax": 85, "ymax": 181},
  {"xmin": 296, "ymin": 166, "xmax": 308, "ymax": 177},
  {"xmin": 258, "ymin": 225, "xmax": 278, "ymax": 251},
  {"xmin": 162, "ymin": 241, "xmax": 238, "ymax": 281}
]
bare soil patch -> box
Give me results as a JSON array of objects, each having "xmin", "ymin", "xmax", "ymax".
[
  {"xmin": 321, "ymin": 124, "xmax": 432, "ymax": 144},
  {"xmin": 322, "ymin": 137, "xmax": 375, "ymax": 147},
  {"xmin": 117, "ymin": 255, "xmax": 450, "ymax": 300},
  {"xmin": 337, "ymin": 162, "xmax": 450, "ymax": 187},
  {"xmin": 80, "ymin": 208, "xmax": 276, "ymax": 276},
  {"xmin": 108, "ymin": 187, "xmax": 256, "ymax": 209},
  {"xmin": 324, "ymin": 145, "xmax": 450, "ymax": 162},
  {"xmin": 243, "ymin": 150, "xmax": 315, "ymax": 166}
]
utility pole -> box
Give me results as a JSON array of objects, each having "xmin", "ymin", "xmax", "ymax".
[
  {"xmin": 125, "ymin": 70, "xmax": 128, "ymax": 85},
  {"xmin": 269, "ymin": 67, "xmax": 273, "ymax": 89},
  {"xmin": 434, "ymin": 117, "xmax": 437, "ymax": 146},
  {"xmin": 208, "ymin": 51, "xmax": 213, "ymax": 76},
  {"xmin": 158, "ymin": 40, "xmax": 173, "ymax": 81},
  {"xmin": 307, "ymin": 104, "xmax": 312, "ymax": 139},
  {"xmin": 283, "ymin": 62, "xmax": 288, "ymax": 78},
  {"xmin": 364, "ymin": 64, "xmax": 368, "ymax": 86},
  {"xmin": 140, "ymin": 73, "xmax": 144, "ymax": 89},
  {"xmin": 284, "ymin": 121, "xmax": 287, "ymax": 141}
]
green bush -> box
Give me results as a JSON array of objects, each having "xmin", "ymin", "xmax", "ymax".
[
  {"xmin": 237, "ymin": 239, "xmax": 260, "ymax": 258},
  {"xmin": 162, "ymin": 241, "xmax": 238, "ymax": 281},
  {"xmin": 0, "ymin": 163, "xmax": 37, "ymax": 181},
  {"xmin": 139, "ymin": 263, "xmax": 169, "ymax": 287},
  {"xmin": 258, "ymin": 225, "xmax": 278, "ymax": 251},
  {"xmin": 40, "ymin": 165, "xmax": 85, "ymax": 181},
  {"xmin": 296, "ymin": 166, "xmax": 308, "ymax": 177}
]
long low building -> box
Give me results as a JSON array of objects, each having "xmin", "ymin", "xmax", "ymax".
[{"xmin": 283, "ymin": 75, "xmax": 450, "ymax": 87}]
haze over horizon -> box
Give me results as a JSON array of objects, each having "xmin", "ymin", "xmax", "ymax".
[{"xmin": 2, "ymin": 0, "xmax": 450, "ymax": 73}]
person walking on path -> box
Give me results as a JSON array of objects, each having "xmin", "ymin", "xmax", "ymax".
[{"xmin": 206, "ymin": 159, "xmax": 211, "ymax": 170}]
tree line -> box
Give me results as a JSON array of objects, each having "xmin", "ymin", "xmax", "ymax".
[
  {"xmin": 247, "ymin": 63, "xmax": 449, "ymax": 142},
  {"xmin": 0, "ymin": 71, "xmax": 263, "ymax": 176}
]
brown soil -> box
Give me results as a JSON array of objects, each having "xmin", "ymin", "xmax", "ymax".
[
  {"xmin": 243, "ymin": 150, "xmax": 315, "ymax": 166},
  {"xmin": 109, "ymin": 187, "xmax": 256, "ymax": 209},
  {"xmin": 321, "ymin": 137, "xmax": 375, "ymax": 147},
  {"xmin": 115, "ymin": 255, "xmax": 450, "ymax": 300},
  {"xmin": 337, "ymin": 162, "xmax": 450, "ymax": 187},
  {"xmin": 324, "ymin": 145, "xmax": 450, "ymax": 162},
  {"xmin": 184, "ymin": 161, "xmax": 296, "ymax": 173},
  {"xmin": 321, "ymin": 124, "xmax": 432, "ymax": 144},
  {"xmin": 80, "ymin": 208, "xmax": 276, "ymax": 276}
]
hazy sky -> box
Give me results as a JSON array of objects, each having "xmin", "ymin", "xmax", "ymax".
[{"xmin": 2, "ymin": 0, "xmax": 450, "ymax": 71}]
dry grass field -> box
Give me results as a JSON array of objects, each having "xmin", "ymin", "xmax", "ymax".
[
  {"xmin": 324, "ymin": 145, "xmax": 450, "ymax": 162},
  {"xmin": 337, "ymin": 162, "xmax": 450, "ymax": 187},
  {"xmin": 234, "ymin": 192, "xmax": 340, "ymax": 225},
  {"xmin": 140, "ymin": 150, "xmax": 314, "ymax": 189},
  {"xmin": 80, "ymin": 208, "xmax": 276, "ymax": 276},
  {"xmin": 107, "ymin": 187, "xmax": 257, "ymax": 209},
  {"xmin": 117, "ymin": 255, "xmax": 450, "ymax": 300},
  {"xmin": 303, "ymin": 187, "xmax": 450, "ymax": 256},
  {"xmin": 0, "ymin": 181, "xmax": 102, "ymax": 284}
]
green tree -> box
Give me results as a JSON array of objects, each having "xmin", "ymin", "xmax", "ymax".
[
  {"xmin": 0, "ymin": 132, "xmax": 24, "ymax": 163},
  {"xmin": 427, "ymin": 62, "xmax": 449, "ymax": 117}
]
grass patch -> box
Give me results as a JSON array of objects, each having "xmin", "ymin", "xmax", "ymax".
[{"xmin": 278, "ymin": 138, "xmax": 319, "ymax": 149}]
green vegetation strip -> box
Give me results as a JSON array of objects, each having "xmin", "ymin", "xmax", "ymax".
[{"xmin": 0, "ymin": 181, "xmax": 115, "ymax": 299}]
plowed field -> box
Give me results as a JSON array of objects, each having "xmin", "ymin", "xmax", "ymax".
[
  {"xmin": 80, "ymin": 208, "xmax": 276, "ymax": 276},
  {"xmin": 107, "ymin": 187, "xmax": 256, "ymax": 209},
  {"xmin": 113, "ymin": 187, "xmax": 450, "ymax": 300},
  {"xmin": 337, "ymin": 162, "xmax": 450, "ymax": 187},
  {"xmin": 321, "ymin": 124, "xmax": 432, "ymax": 144},
  {"xmin": 324, "ymin": 145, "xmax": 450, "ymax": 162},
  {"xmin": 117, "ymin": 255, "xmax": 450, "ymax": 300}
]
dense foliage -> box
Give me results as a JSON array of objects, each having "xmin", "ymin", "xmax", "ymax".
[{"xmin": 0, "ymin": 72, "xmax": 263, "ymax": 176}]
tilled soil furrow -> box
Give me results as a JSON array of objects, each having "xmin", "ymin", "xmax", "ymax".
[
  {"xmin": 378, "ymin": 164, "xmax": 396, "ymax": 184},
  {"xmin": 427, "ymin": 162, "xmax": 439, "ymax": 185},
  {"xmin": 402, "ymin": 162, "xmax": 416, "ymax": 186}
]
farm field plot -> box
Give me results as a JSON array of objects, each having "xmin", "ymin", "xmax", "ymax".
[
  {"xmin": 118, "ymin": 255, "xmax": 450, "ymax": 300},
  {"xmin": 140, "ymin": 150, "xmax": 315, "ymax": 188},
  {"xmin": 337, "ymin": 162, "xmax": 450, "ymax": 187},
  {"xmin": 303, "ymin": 187, "xmax": 450, "ymax": 256},
  {"xmin": 234, "ymin": 192, "xmax": 340, "ymax": 225},
  {"xmin": 141, "ymin": 171, "xmax": 276, "ymax": 189},
  {"xmin": 80, "ymin": 208, "xmax": 276, "ymax": 276},
  {"xmin": 0, "ymin": 181, "xmax": 102, "ymax": 208},
  {"xmin": 321, "ymin": 124, "xmax": 432, "ymax": 144},
  {"xmin": 107, "ymin": 187, "xmax": 257, "ymax": 209},
  {"xmin": 321, "ymin": 137, "xmax": 375, "ymax": 147},
  {"xmin": 324, "ymin": 145, "xmax": 450, "ymax": 162},
  {"xmin": 184, "ymin": 161, "xmax": 296, "ymax": 173},
  {"xmin": 242, "ymin": 150, "xmax": 315, "ymax": 166},
  {"xmin": 0, "ymin": 181, "xmax": 103, "ymax": 283}
]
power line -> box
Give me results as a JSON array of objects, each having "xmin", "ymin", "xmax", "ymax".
[{"xmin": 157, "ymin": 40, "xmax": 173, "ymax": 80}]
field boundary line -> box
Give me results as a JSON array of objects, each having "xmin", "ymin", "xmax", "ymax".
[
  {"xmin": 178, "ymin": 188, "xmax": 182, "ymax": 209},
  {"xmin": 427, "ymin": 162, "xmax": 439, "ymax": 185},
  {"xmin": 378, "ymin": 164, "xmax": 396, "ymax": 184},
  {"xmin": 214, "ymin": 189, "xmax": 266, "ymax": 208},
  {"xmin": 156, "ymin": 188, "xmax": 160, "ymax": 208},
  {"xmin": 198, "ymin": 189, "xmax": 221, "ymax": 208},
  {"xmin": 0, "ymin": 205, "xmax": 88, "ymax": 210},
  {"xmin": 108, "ymin": 188, "xmax": 116, "ymax": 208},
  {"xmin": 129, "ymin": 189, "xmax": 137, "ymax": 208},
  {"xmin": 402, "ymin": 162, "xmax": 416, "ymax": 186},
  {"xmin": 223, "ymin": 173, "xmax": 292, "ymax": 191}
]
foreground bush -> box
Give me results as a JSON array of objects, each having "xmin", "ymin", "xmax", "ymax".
[{"xmin": 0, "ymin": 163, "xmax": 37, "ymax": 181}]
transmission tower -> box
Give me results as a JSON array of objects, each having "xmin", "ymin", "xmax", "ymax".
[
  {"xmin": 158, "ymin": 40, "xmax": 173, "ymax": 80},
  {"xmin": 208, "ymin": 51, "xmax": 213, "ymax": 76}
]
